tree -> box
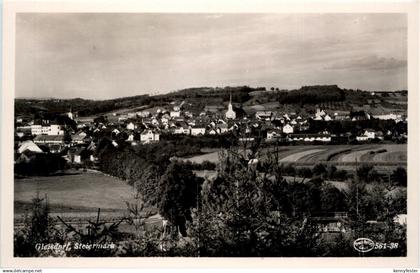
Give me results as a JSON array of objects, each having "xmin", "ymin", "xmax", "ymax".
[
  {"xmin": 313, "ymin": 163, "xmax": 327, "ymax": 177},
  {"xmin": 356, "ymin": 164, "xmax": 374, "ymax": 183},
  {"xmin": 320, "ymin": 184, "xmax": 348, "ymax": 212},
  {"xmin": 157, "ymin": 161, "xmax": 203, "ymax": 236},
  {"xmin": 391, "ymin": 167, "xmax": 407, "ymax": 187},
  {"xmin": 14, "ymin": 193, "xmax": 52, "ymax": 257},
  {"xmin": 188, "ymin": 150, "xmax": 322, "ymax": 256}
]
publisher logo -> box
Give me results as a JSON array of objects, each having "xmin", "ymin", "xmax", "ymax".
[{"xmin": 353, "ymin": 238, "xmax": 375, "ymax": 253}]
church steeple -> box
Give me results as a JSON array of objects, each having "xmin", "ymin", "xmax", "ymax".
[
  {"xmin": 67, "ymin": 107, "xmax": 74, "ymax": 120},
  {"xmin": 225, "ymin": 92, "xmax": 236, "ymax": 120}
]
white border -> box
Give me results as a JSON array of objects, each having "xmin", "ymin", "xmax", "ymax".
[{"xmin": 1, "ymin": 0, "xmax": 419, "ymax": 268}]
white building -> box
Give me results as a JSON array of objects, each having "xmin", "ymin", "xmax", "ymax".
[
  {"xmin": 17, "ymin": 140, "xmax": 43, "ymax": 154},
  {"xmin": 137, "ymin": 111, "xmax": 150, "ymax": 118},
  {"xmin": 31, "ymin": 122, "xmax": 64, "ymax": 136},
  {"xmin": 373, "ymin": 113, "xmax": 402, "ymax": 121},
  {"xmin": 356, "ymin": 129, "xmax": 376, "ymax": 141},
  {"xmin": 266, "ymin": 130, "xmax": 281, "ymax": 141},
  {"xmin": 49, "ymin": 124, "xmax": 64, "ymax": 135},
  {"xmin": 282, "ymin": 124, "xmax": 294, "ymax": 134},
  {"xmin": 126, "ymin": 122, "xmax": 136, "ymax": 130},
  {"xmin": 324, "ymin": 114, "xmax": 333, "ymax": 121},
  {"xmin": 140, "ymin": 130, "xmax": 160, "ymax": 144},
  {"xmin": 170, "ymin": 111, "xmax": 181, "ymax": 118},
  {"xmin": 30, "ymin": 124, "xmax": 43, "ymax": 135},
  {"xmin": 363, "ymin": 129, "xmax": 376, "ymax": 139},
  {"xmin": 255, "ymin": 111, "xmax": 272, "ymax": 121},
  {"xmin": 191, "ymin": 127, "xmax": 206, "ymax": 136}
]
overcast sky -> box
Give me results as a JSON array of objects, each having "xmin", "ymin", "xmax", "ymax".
[{"xmin": 16, "ymin": 13, "xmax": 407, "ymax": 99}]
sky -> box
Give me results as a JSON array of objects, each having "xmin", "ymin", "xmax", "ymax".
[{"xmin": 16, "ymin": 13, "xmax": 407, "ymax": 99}]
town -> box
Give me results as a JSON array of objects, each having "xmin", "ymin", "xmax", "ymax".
[{"xmin": 14, "ymin": 90, "xmax": 407, "ymax": 167}]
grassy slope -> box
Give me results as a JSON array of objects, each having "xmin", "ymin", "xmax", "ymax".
[{"xmin": 14, "ymin": 172, "xmax": 137, "ymax": 214}]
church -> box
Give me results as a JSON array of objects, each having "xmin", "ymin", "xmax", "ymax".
[{"xmin": 225, "ymin": 94, "xmax": 236, "ymax": 120}]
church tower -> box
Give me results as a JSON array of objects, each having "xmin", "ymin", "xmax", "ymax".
[
  {"xmin": 225, "ymin": 94, "xmax": 236, "ymax": 120},
  {"xmin": 67, "ymin": 107, "xmax": 74, "ymax": 120}
]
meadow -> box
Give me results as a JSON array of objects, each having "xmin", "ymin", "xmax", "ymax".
[{"xmin": 14, "ymin": 171, "xmax": 137, "ymax": 212}]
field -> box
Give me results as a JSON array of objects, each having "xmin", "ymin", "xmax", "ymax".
[
  {"xmin": 15, "ymin": 171, "xmax": 136, "ymax": 212},
  {"xmin": 185, "ymin": 144, "xmax": 407, "ymax": 172},
  {"xmin": 14, "ymin": 171, "xmax": 143, "ymax": 225},
  {"xmin": 14, "ymin": 171, "xmax": 162, "ymax": 231}
]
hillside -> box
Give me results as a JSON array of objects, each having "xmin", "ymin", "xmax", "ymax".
[{"xmin": 15, "ymin": 85, "xmax": 407, "ymax": 118}]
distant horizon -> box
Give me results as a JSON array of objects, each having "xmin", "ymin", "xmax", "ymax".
[
  {"xmin": 16, "ymin": 13, "xmax": 407, "ymax": 99},
  {"xmin": 14, "ymin": 84, "xmax": 408, "ymax": 101}
]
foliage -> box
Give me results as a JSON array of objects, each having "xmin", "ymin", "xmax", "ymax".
[
  {"xmin": 157, "ymin": 161, "xmax": 204, "ymax": 236},
  {"xmin": 276, "ymin": 85, "xmax": 345, "ymax": 106},
  {"xmin": 15, "ymin": 153, "xmax": 67, "ymax": 176},
  {"xmin": 391, "ymin": 167, "xmax": 407, "ymax": 187},
  {"xmin": 14, "ymin": 194, "xmax": 52, "ymax": 256}
]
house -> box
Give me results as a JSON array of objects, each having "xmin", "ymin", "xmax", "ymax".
[
  {"xmin": 184, "ymin": 111, "xmax": 193, "ymax": 118},
  {"xmin": 207, "ymin": 128, "xmax": 218, "ymax": 135},
  {"xmin": 16, "ymin": 131, "xmax": 25, "ymax": 138},
  {"xmin": 216, "ymin": 123, "xmax": 229, "ymax": 134},
  {"xmin": 373, "ymin": 113, "xmax": 402, "ymax": 121},
  {"xmin": 174, "ymin": 122, "xmax": 190, "ymax": 134},
  {"xmin": 311, "ymin": 212, "xmax": 348, "ymax": 234},
  {"xmin": 112, "ymin": 128, "xmax": 120, "ymax": 136},
  {"xmin": 140, "ymin": 130, "xmax": 160, "ymax": 144},
  {"xmin": 30, "ymin": 119, "xmax": 48, "ymax": 135},
  {"xmin": 228, "ymin": 123, "xmax": 239, "ymax": 131},
  {"xmin": 33, "ymin": 135, "xmax": 65, "ymax": 145},
  {"xmin": 314, "ymin": 108, "xmax": 326, "ymax": 120},
  {"xmin": 282, "ymin": 124, "xmax": 294, "ymax": 134},
  {"xmin": 266, "ymin": 129, "xmax": 282, "ymax": 141},
  {"xmin": 161, "ymin": 114, "xmax": 171, "ymax": 124},
  {"xmin": 126, "ymin": 122, "xmax": 136, "ymax": 130},
  {"xmin": 350, "ymin": 111, "xmax": 371, "ymax": 121},
  {"xmin": 238, "ymin": 137, "xmax": 255, "ymax": 143},
  {"xmin": 334, "ymin": 113, "xmax": 350, "ymax": 121},
  {"xmin": 324, "ymin": 114, "xmax": 333, "ymax": 121},
  {"xmin": 393, "ymin": 214, "xmax": 407, "ymax": 226},
  {"xmin": 289, "ymin": 133, "xmax": 331, "ymax": 143},
  {"xmin": 71, "ymin": 134, "xmax": 91, "ymax": 145},
  {"xmin": 363, "ymin": 129, "xmax": 376, "ymax": 139},
  {"xmin": 33, "ymin": 135, "xmax": 66, "ymax": 153},
  {"xmin": 49, "ymin": 124, "xmax": 65, "ymax": 135},
  {"xmin": 375, "ymin": 131, "xmax": 384, "ymax": 140},
  {"xmin": 17, "ymin": 140, "xmax": 43, "ymax": 154},
  {"xmin": 68, "ymin": 146, "xmax": 91, "ymax": 164},
  {"xmin": 191, "ymin": 126, "xmax": 206, "ymax": 136},
  {"xmin": 136, "ymin": 111, "xmax": 150, "ymax": 118},
  {"xmin": 126, "ymin": 133, "xmax": 135, "ymax": 142},
  {"xmin": 356, "ymin": 129, "xmax": 376, "ymax": 142},
  {"xmin": 356, "ymin": 135, "xmax": 369, "ymax": 142},
  {"xmin": 170, "ymin": 111, "xmax": 181, "ymax": 118},
  {"xmin": 255, "ymin": 111, "xmax": 273, "ymax": 121}
]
